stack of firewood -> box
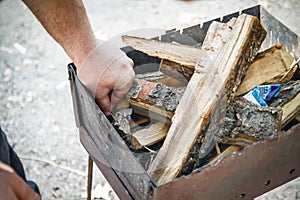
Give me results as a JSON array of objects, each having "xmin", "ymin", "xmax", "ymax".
[{"xmin": 111, "ymin": 14, "xmax": 299, "ymax": 186}]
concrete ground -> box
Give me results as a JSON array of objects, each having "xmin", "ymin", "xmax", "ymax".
[{"xmin": 0, "ymin": 0, "xmax": 299, "ymax": 199}]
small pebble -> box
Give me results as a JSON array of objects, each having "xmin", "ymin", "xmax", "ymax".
[
  {"xmin": 26, "ymin": 91, "xmax": 36, "ymax": 102},
  {"xmin": 23, "ymin": 58, "xmax": 33, "ymax": 67},
  {"xmin": 14, "ymin": 66, "xmax": 21, "ymax": 71},
  {"xmin": 3, "ymin": 68, "xmax": 12, "ymax": 81},
  {"xmin": 13, "ymin": 42, "xmax": 27, "ymax": 54}
]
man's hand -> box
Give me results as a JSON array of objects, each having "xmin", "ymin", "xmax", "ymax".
[
  {"xmin": 0, "ymin": 161, "xmax": 41, "ymax": 200},
  {"xmin": 93, "ymin": 55, "xmax": 134, "ymax": 116},
  {"xmin": 22, "ymin": 0, "xmax": 135, "ymax": 115},
  {"xmin": 77, "ymin": 41, "xmax": 135, "ymax": 115}
]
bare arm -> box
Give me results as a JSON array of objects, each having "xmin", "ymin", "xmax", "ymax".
[
  {"xmin": 22, "ymin": 0, "xmax": 135, "ymax": 115},
  {"xmin": 22, "ymin": 0, "xmax": 96, "ymax": 67}
]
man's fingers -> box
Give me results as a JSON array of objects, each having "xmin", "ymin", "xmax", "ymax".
[
  {"xmin": 97, "ymin": 95, "xmax": 112, "ymax": 116},
  {"xmin": 127, "ymin": 56, "xmax": 134, "ymax": 67},
  {"xmin": 14, "ymin": 178, "xmax": 37, "ymax": 200},
  {"xmin": 89, "ymin": 54, "xmax": 135, "ymax": 115},
  {"xmin": 3, "ymin": 187, "xmax": 18, "ymax": 200},
  {"xmin": 111, "ymin": 90, "xmax": 127, "ymax": 108},
  {"xmin": 95, "ymin": 87, "xmax": 112, "ymax": 115},
  {"xmin": 0, "ymin": 162, "xmax": 13, "ymax": 172},
  {"xmin": 0, "ymin": 162, "xmax": 38, "ymax": 200},
  {"xmin": 111, "ymin": 73, "xmax": 134, "ymax": 108}
]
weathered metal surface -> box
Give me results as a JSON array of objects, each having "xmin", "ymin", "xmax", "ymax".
[
  {"xmin": 69, "ymin": 5, "xmax": 300, "ymax": 200},
  {"xmin": 121, "ymin": 46, "xmax": 161, "ymax": 75},
  {"xmin": 242, "ymin": 5, "xmax": 260, "ymax": 19},
  {"xmin": 181, "ymin": 17, "xmax": 221, "ymax": 46},
  {"xmin": 161, "ymin": 31, "xmax": 200, "ymax": 47},
  {"xmin": 259, "ymin": 6, "xmax": 299, "ymax": 57},
  {"xmin": 150, "ymin": 124, "xmax": 300, "ymax": 200},
  {"xmin": 80, "ymin": 127, "xmax": 132, "ymax": 200},
  {"xmin": 68, "ymin": 64, "xmax": 152, "ymax": 200},
  {"xmin": 221, "ymin": 11, "xmax": 240, "ymax": 23}
]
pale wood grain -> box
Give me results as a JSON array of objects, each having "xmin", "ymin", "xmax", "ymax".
[{"xmin": 147, "ymin": 14, "xmax": 266, "ymax": 185}]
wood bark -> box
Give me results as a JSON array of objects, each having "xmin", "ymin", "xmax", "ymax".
[
  {"xmin": 147, "ymin": 14, "xmax": 266, "ymax": 185},
  {"xmin": 127, "ymin": 79, "xmax": 185, "ymax": 125}
]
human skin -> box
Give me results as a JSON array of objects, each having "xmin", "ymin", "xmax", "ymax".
[
  {"xmin": 22, "ymin": 0, "xmax": 135, "ymax": 115},
  {"xmin": 0, "ymin": 161, "xmax": 41, "ymax": 200}
]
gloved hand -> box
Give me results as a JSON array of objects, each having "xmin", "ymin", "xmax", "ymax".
[
  {"xmin": 0, "ymin": 161, "xmax": 41, "ymax": 200},
  {"xmin": 77, "ymin": 40, "xmax": 135, "ymax": 116}
]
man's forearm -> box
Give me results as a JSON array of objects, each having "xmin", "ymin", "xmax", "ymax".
[
  {"xmin": 22, "ymin": 0, "xmax": 97, "ymax": 67},
  {"xmin": 22, "ymin": 0, "xmax": 135, "ymax": 114}
]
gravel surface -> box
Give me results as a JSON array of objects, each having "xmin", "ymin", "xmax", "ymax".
[{"xmin": 0, "ymin": 0, "xmax": 299, "ymax": 199}]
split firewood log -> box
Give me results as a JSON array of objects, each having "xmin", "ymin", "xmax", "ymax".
[{"xmin": 147, "ymin": 14, "xmax": 266, "ymax": 185}]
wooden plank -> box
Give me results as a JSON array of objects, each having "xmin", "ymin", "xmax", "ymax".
[
  {"xmin": 281, "ymin": 92, "xmax": 300, "ymax": 126},
  {"xmin": 221, "ymin": 133, "xmax": 259, "ymax": 147},
  {"xmin": 122, "ymin": 18, "xmax": 236, "ymax": 70},
  {"xmin": 296, "ymin": 114, "xmax": 300, "ymax": 123},
  {"xmin": 147, "ymin": 14, "xmax": 266, "ymax": 185},
  {"xmin": 151, "ymin": 75, "xmax": 187, "ymax": 88},
  {"xmin": 237, "ymin": 44, "xmax": 295, "ymax": 95},
  {"xmin": 130, "ymin": 115, "xmax": 151, "ymax": 129},
  {"xmin": 160, "ymin": 59, "xmax": 194, "ymax": 82},
  {"xmin": 132, "ymin": 122, "xmax": 169, "ymax": 150},
  {"xmin": 129, "ymin": 100, "xmax": 174, "ymax": 125},
  {"xmin": 122, "ymin": 35, "xmax": 201, "ymax": 68},
  {"xmin": 209, "ymin": 145, "xmax": 242, "ymax": 165}
]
